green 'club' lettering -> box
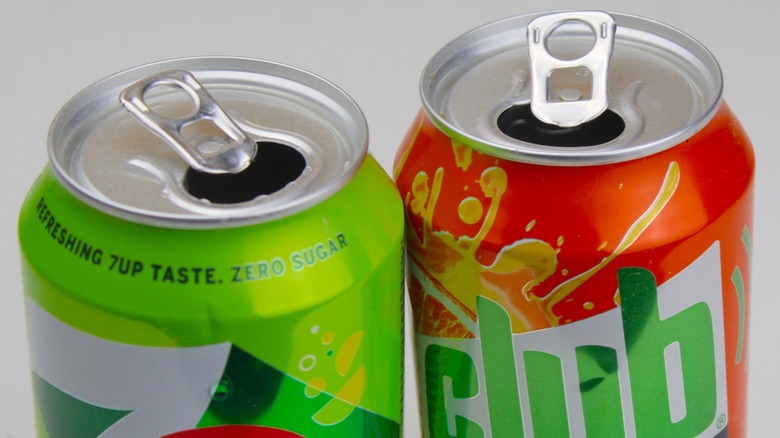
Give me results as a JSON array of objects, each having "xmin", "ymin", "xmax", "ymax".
[
  {"xmin": 425, "ymin": 344, "xmax": 484, "ymax": 437},
  {"xmin": 477, "ymin": 296, "xmax": 524, "ymax": 437},
  {"xmin": 422, "ymin": 250, "xmax": 724, "ymax": 438},
  {"xmin": 620, "ymin": 268, "xmax": 717, "ymax": 436},
  {"xmin": 524, "ymin": 350, "xmax": 570, "ymax": 437},
  {"xmin": 576, "ymin": 345, "xmax": 624, "ymax": 437}
]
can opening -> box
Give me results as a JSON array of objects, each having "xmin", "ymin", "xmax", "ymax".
[
  {"xmin": 184, "ymin": 141, "xmax": 306, "ymax": 204},
  {"xmin": 497, "ymin": 103, "xmax": 624, "ymax": 146}
]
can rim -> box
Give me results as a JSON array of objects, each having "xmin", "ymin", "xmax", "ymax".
[
  {"xmin": 48, "ymin": 56, "xmax": 369, "ymax": 228},
  {"xmin": 420, "ymin": 10, "xmax": 724, "ymax": 166}
]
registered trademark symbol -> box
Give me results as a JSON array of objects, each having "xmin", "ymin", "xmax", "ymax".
[{"xmin": 717, "ymin": 414, "xmax": 727, "ymax": 428}]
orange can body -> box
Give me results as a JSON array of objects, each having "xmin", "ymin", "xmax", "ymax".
[{"xmin": 396, "ymin": 11, "xmax": 754, "ymax": 437}]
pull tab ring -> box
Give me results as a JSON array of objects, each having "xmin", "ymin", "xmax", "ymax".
[
  {"xmin": 120, "ymin": 70, "xmax": 257, "ymax": 174},
  {"xmin": 528, "ymin": 11, "xmax": 616, "ymax": 128}
]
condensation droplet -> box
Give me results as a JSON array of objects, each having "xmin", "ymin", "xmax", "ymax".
[{"xmin": 209, "ymin": 377, "xmax": 232, "ymax": 402}]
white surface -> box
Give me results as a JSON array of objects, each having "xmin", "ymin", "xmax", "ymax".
[{"xmin": 1, "ymin": 1, "xmax": 777, "ymax": 436}]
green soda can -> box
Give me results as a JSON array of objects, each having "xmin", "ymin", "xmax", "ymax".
[{"xmin": 18, "ymin": 57, "xmax": 404, "ymax": 437}]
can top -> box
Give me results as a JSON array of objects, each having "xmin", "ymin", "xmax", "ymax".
[
  {"xmin": 49, "ymin": 57, "xmax": 368, "ymax": 228},
  {"xmin": 421, "ymin": 11, "xmax": 723, "ymax": 165}
]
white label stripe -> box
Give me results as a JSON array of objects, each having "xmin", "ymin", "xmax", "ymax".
[
  {"xmin": 25, "ymin": 298, "xmax": 232, "ymax": 437},
  {"xmin": 664, "ymin": 341, "xmax": 686, "ymax": 423}
]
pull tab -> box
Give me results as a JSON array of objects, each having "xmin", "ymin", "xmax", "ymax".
[
  {"xmin": 527, "ymin": 11, "xmax": 616, "ymax": 128},
  {"xmin": 120, "ymin": 70, "xmax": 257, "ymax": 174}
]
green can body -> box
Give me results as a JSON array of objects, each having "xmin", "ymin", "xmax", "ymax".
[
  {"xmin": 19, "ymin": 158, "xmax": 403, "ymax": 437},
  {"xmin": 18, "ymin": 58, "xmax": 404, "ymax": 437}
]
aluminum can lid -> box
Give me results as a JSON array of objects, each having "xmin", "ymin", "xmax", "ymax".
[
  {"xmin": 48, "ymin": 57, "xmax": 368, "ymax": 228},
  {"xmin": 421, "ymin": 11, "xmax": 723, "ymax": 165}
]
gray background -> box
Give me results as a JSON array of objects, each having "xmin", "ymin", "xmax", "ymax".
[{"xmin": 1, "ymin": 1, "xmax": 776, "ymax": 436}]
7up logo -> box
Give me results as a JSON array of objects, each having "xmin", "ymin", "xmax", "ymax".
[{"xmin": 417, "ymin": 243, "xmax": 728, "ymax": 437}]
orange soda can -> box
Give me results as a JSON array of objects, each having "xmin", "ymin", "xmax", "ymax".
[{"xmin": 394, "ymin": 11, "xmax": 754, "ymax": 437}]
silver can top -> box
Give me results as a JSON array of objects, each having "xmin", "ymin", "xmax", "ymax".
[
  {"xmin": 421, "ymin": 11, "xmax": 723, "ymax": 165},
  {"xmin": 48, "ymin": 57, "xmax": 368, "ymax": 228}
]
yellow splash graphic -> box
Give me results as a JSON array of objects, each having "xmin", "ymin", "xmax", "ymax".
[
  {"xmin": 407, "ymin": 152, "xmax": 680, "ymax": 331},
  {"xmin": 336, "ymin": 331, "xmax": 363, "ymax": 377},
  {"xmin": 452, "ymin": 139, "xmax": 473, "ymax": 171},
  {"xmin": 394, "ymin": 117, "xmax": 423, "ymax": 180},
  {"xmin": 458, "ymin": 197, "xmax": 484, "ymax": 225},
  {"xmin": 300, "ymin": 328, "xmax": 366, "ymax": 425},
  {"xmin": 409, "ymin": 169, "xmax": 443, "ymax": 228},
  {"xmin": 533, "ymin": 162, "xmax": 680, "ymax": 324},
  {"xmin": 312, "ymin": 366, "xmax": 366, "ymax": 425},
  {"xmin": 409, "ymin": 165, "xmax": 557, "ymax": 332},
  {"xmin": 305, "ymin": 377, "xmax": 326, "ymax": 398}
]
